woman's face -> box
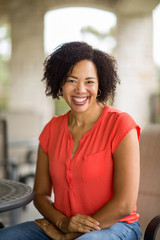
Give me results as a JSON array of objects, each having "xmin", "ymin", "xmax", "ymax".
[{"xmin": 62, "ymin": 60, "xmax": 99, "ymax": 113}]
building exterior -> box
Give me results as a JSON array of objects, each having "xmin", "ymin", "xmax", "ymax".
[{"xmin": 0, "ymin": 0, "xmax": 159, "ymax": 142}]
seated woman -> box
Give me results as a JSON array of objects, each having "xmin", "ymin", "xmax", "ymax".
[{"xmin": 0, "ymin": 41, "xmax": 142, "ymax": 240}]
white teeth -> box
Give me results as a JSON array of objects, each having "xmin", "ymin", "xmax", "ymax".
[{"xmin": 73, "ymin": 97, "xmax": 87, "ymax": 102}]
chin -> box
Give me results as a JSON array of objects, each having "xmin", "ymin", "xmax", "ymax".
[{"xmin": 71, "ymin": 105, "xmax": 89, "ymax": 113}]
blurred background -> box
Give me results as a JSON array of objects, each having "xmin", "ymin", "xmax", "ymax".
[{"xmin": 0, "ymin": 0, "xmax": 160, "ymax": 229}]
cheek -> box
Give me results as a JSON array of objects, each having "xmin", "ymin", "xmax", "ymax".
[
  {"xmin": 62, "ymin": 83, "xmax": 75, "ymax": 91},
  {"xmin": 61, "ymin": 87, "xmax": 74, "ymax": 103},
  {"xmin": 61, "ymin": 86, "xmax": 71, "ymax": 96},
  {"xmin": 91, "ymin": 85, "xmax": 99, "ymax": 94}
]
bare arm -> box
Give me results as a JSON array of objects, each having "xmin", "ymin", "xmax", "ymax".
[
  {"xmin": 92, "ymin": 128, "xmax": 140, "ymax": 229},
  {"xmin": 33, "ymin": 144, "xmax": 67, "ymax": 225}
]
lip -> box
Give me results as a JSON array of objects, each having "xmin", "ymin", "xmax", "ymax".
[{"xmin": 72, "ymin": 96, "xmax": 89, "ymax": 105}]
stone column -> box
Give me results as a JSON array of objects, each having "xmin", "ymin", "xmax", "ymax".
[
  {"xmin": 9, "ymin": 3, "xmax": 53, "ymax": 124},
  {"xmin": 115, "ymin": 13, "xmax": 157, "ymax": 127}
]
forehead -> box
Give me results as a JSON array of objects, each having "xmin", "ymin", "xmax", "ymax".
[{"xmin": 69, "ymin": 60, "xmax": 97, "ymax": 74}]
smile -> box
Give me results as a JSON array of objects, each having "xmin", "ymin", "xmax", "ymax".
[
  {"xmin": 72, "ymin": 97, "xmax": 87, "ymax": 102},
  {"xmin": 72, "ymin": 97, "xmax": 88, "ymax": 104}
]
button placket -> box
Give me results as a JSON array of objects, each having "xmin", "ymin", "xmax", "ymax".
[
  {"xmin": 66, "ymin": 163, "xmax": 73, "ymax": 188},
  {"xmin": 66, "ymin": 138, "xmax": 74, "ymax": 189}
]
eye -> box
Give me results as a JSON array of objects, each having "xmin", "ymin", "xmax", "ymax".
[
  {"xmin": 67, "ymin": 79, "xmax": 76, "ymax": 83},
  {"xmin": 86, "ymin": 80, "xmax": 94, "ymax": 84}
]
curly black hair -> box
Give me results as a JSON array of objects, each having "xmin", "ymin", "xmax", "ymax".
[{"xmin": 42, "ymin": 41, "xmax": 120, "ymax": 103}]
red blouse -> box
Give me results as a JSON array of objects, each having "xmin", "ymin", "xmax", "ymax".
[{"xmin": 39, "ymin": 105, "xmax": 140, "ymax": 223}]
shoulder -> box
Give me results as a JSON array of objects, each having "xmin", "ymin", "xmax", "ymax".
[
  {"xmin": 103, "ymin": 105, "xmax": 135, "ymax": 124},
  {"xmin": 44, "ymin": 111, "xmax": 69, "ymax": 129},
  {"xmin": 39, "ymin": 111, "xmax": 69, "ymax": 139},
  {"xmin": 39, "ymin": 112, "xmax": 69, "ymax": 153},
  {"xmin": 103, "ymin": 105, "xmax": 140, "ymax": 138},
  {"xmin": 104, "ymin": 106, "xmax": 141, "ymax": 153}
]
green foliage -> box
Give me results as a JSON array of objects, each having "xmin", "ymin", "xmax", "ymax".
[
  {"xmin": 0, "ymin": 57, "xmax": 9, "ymax": 110},
  {"xmin": 81, "ymin": 26, "xmax": 110, "ymax": 39},
  {"xmin": 80, "ymin": 25, "xmax": 116, "ymax": 55},
  {"xmin": 157, "ymin": 66, "xmax": 160, "ymax": 93},
  {"xmin": 0, "ymin": 56, "xmax": 9, "ymax": 84},
  {"xmin": 54, "ymin": 98, "xmax": 70, "ymax": 115}
]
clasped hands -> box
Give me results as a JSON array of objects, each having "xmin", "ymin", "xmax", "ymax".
[{"xmin": 35, "ymin": 213, "xmax": 100, "ymax": 240}]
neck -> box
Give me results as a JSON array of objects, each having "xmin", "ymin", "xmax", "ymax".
[{"xmin": 69, "ymin": 102, "xmax": 105, "ymax": 127}]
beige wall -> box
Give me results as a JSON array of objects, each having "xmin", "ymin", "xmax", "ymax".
[{"xmin": 115, "ymin": 13, "xmax": 157, "ymax": 126}]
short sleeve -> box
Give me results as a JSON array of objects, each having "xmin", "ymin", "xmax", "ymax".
[
  {"xmin": 39, "ymin": 120, "xmax": 52, "ymax": 154},
  {"xmin": 111, "ymin": 112, "xmax": 140, "ymax": 154}
]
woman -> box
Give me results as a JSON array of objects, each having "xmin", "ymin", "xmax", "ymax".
[{"xmin": 0, "ymin": 42, "xmax": 142, "ymax": 240}]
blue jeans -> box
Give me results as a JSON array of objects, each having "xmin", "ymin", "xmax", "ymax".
[
  {"xmin": 0, "ymin": 221, "xmax": 142, "ymax": 240},
  {"xmin": 76, "ymin": 221, "xmax": 142, "ymax": 240}
]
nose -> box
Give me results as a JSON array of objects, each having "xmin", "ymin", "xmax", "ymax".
[{"xmin": 75, "ymin": 82, "xmax": 87, "ymax": 94}]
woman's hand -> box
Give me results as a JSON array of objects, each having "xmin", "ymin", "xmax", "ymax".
[
  {"xmin": 57, "ymin": 213, "xmax": 100, "ymax": 233},
  {"xmin": 35, "ymin": 218, "xmax": 64, "ymax": 240},
  {"xmin": 35, "ymin": 218, "xmax": 82, "ymax": 240}
]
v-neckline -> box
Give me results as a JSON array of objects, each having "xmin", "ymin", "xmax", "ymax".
[{"xmin": 65, "ymin": 105, "xmax": 108, "ymax": 158}]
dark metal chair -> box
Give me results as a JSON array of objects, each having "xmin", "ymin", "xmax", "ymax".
[
  {"xmin": 0, "ymin": 118, "xmax": 20, "ymax": 227},
  {"xmin": 144, "ymin": 215, "xmax": 160, "ymax": 240},
  {"xmin": 0, "ymin": 118, "xmax": 19, "ymax": 180},
  {"xmin": 0, "ymin": 119, "xmax": 9, "ymax": 228},
  {"xmin": 0, "ymin": 119, "xmax": 9, "ymax": 179}
]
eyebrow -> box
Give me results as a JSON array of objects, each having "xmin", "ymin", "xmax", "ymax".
[
  {"xmin": 67, "ymin": 75, "xmax": 78, "ymax": 79},
  {"xmin": 67, "ymin": 75, "xmax": 96, "ymax": 80}
]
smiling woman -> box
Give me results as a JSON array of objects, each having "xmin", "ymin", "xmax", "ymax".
[{"xmin": 0, "ymin": 41, "xmax": 142, "ymax": 240}]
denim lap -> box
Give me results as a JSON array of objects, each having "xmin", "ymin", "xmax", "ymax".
[
  {"xmin": 0, "ymin": 221, "xmax": 142, "ymax": 240},
  {"xmin": 76, "ymin": 221, "xmax": 142, "ymax": 240},
  {"xmin": 0, "ymin": 221, "xmax": 51, "ymax": 240}
]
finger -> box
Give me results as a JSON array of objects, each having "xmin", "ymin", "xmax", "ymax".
[
  {"xmin": 35, "ymin": 219, "xmax": 49, "ymax": 228},
  {"xmin": 74, "ymin": 214, "xmax": 99, "ymax": 225},
  {"xmin": 35, "ymin": 221, "xmax": 42, "ymax": 228},
  {"xmin": 35, "ymin": 219, "xmax": 44, "ymax": 227},
  {"xmin": 85, "ymin": 216, "xmax": 100, "ymax": 225},
  {"xmin": 68, "ymin": 221, "xmax": 99, "ymax": 233},
  {"xmin": 75, "ymin": 215, "xmax": 100, "ymax": 231},
  {"xmin": 75, "ymin": 224, "xmax": 100, "ymax": 233},
  {"xmin": 35, "ymin": 218, "xmax": 44, "ymax": 223},
  {"xmin": 42, "ymin": 219, "xmax": 50, "ymax": 225},
  {"xmin": 35, "ymin": 221, "xmax": 48, "ymax": 233}
]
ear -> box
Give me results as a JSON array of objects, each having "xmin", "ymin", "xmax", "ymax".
[{"xmin": 58, "ymin": 88, "xmax": 63, "ymax": 97}]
